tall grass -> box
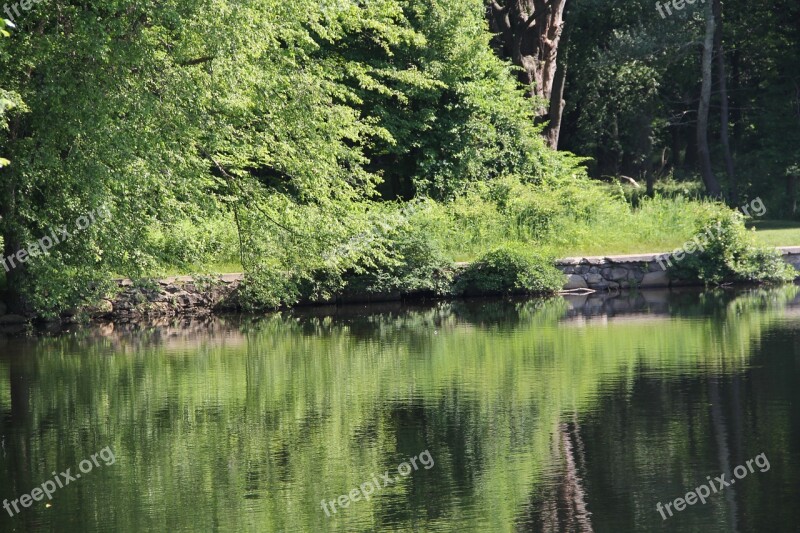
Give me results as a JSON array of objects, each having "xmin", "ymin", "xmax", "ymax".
[
  {"xmin": 408, "ymin": 176, "xmax": 733, "ymax": 261},
  {"xmin": 153, "ymin": 176, "xmax": 739, "ymax": 275}
]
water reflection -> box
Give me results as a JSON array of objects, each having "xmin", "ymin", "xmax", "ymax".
[{"xmin": 0, "ymin": 286, "xmax": 798, "ymax": 532}]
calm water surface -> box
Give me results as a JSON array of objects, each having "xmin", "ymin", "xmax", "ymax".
[{"xmin": 1, "ymin": 287, "xmax": 799, "ymax": 532}]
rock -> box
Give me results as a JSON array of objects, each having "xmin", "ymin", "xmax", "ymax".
[
  {"xmin": 640, "ymin": 271, "xmax": 670, "ymax": 288},
  {"xmin": 0, "ymin": 314, "xmax": 26, "ymax": 325},
  {"xmin": 563, "ymin": 274, "xmax": 588, "ymax": 290},
  {"xmin": 611, "ymin": 299, "xmax": 632, "ymax": 312},
  {"xmin": 608, "ymin": 267, "xmax": 630, "ymax": 281},
  {"xmin": 88, "ymin": 299, "xmax": 114, "ymax": 317},
  {"xmin": 585, "ymin": 273, "xmax": 604, "ymax": 284}
]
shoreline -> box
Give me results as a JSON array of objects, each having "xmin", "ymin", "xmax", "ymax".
[{"xmin": 1, "ymin": 247, "xmax": 799, "ymax": 327}]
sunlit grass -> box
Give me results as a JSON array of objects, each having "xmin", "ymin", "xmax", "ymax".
[{"xmin": 748, "ymin": 220, "xmax": 800, "ymax": 248}]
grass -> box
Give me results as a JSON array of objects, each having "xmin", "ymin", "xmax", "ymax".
[
  {"xmin": 748, "ymin": 220, "xmax": 800, "ymax": 248},
  {"xmin": 553, "ymin": 220, "xmax": 800, "ymax": 258}
]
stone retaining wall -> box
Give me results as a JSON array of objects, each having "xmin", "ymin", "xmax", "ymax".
[{"xmin": 557, "ymin": 246, "xmax": 800, "ymax": 291}]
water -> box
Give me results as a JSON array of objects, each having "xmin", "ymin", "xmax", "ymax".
[{"xmin": 1, "ymin": 287, "xmax": 799, "ymax": 532}]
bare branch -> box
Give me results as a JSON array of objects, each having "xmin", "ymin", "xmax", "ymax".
[{"xmin": 489, "ymin": 0, "xmax": 507, "ymax": 13}]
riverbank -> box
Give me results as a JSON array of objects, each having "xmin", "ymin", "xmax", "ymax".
[
  {"xmin": 41, "ymin": 246, "xmax": 800, "ymax": 324},
  {"xmin": 0, "ymin": 247, "xmax": 796, "ymax": 326}
]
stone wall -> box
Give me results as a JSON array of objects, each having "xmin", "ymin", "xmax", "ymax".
[
  {"xmin": 95, "ymin": 274, "xmax": 243, "ymax": 322},
  {"xmin": 557, "ymin": 246, "xmax": 800, "ymax": 291}
]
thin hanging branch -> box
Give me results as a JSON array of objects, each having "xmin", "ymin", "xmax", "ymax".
[{"xmin": 199, "ymin": 147, "xmax": 301, "ymax": 236}]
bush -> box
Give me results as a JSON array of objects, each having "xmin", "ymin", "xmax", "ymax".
[
  {"xmin": 669, "ymin": 211, "xmax": 796, "ymax": 285},
  {"xmin": 341, "ymin": 223, "xmax": 454, "ymax": 297},
  {"xmin": 154, "ymin": 216, "xmax": 239, "ymax": 271},
  {"xmin": 455, "ymin": 243, "xmax": 563, "ymax": 296},
  {"xmin": 237, "ymin": 264, "xmax": 300, "ymax": 311}
]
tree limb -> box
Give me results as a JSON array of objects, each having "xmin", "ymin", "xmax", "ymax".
[
  {"xmin": 179, "ymin": 56, "xmax": 215, "ymax": 67},
  {"xmin": 489, "ymin": 0, "xmax": 507, "ymax": 13},
  {"xmin": 199, "ymin": 147, "xmax": 299, "ymax": 235}
]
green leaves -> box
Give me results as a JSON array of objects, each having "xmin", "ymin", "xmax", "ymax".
[{"xmin": 455, "ymin": 243, "xmax": 563, "ymax": 296}]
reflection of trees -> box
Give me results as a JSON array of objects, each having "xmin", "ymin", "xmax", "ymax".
[
  {"xmin": 0, "ymin": 286, "xmax": 796, "ymax": 531},
  {"xmin": 517, "ymin": 415, "xmax": 594, "ymax": 533},
  {"xmin": 709, "ymin": 377, "xmax": 738, "ymax": 532}
]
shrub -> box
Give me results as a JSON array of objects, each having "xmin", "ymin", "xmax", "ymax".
[
  {"xmin": 669, "ymin": 211, "xmax": 796, "ymax": 285},
  {"xmin": 237, "ymin": 264, "xmax": 300, "ymax": 311},
  {"xmin": 154, "ymin": 216, "xmax": 239, "ymax": 271},
  {"xmin": 455, "ymin": 243, "xmax": 563, "ymax": 296},
  {"xmin": 343, "ymin": 224, "xmax": 454, "ymax": 296}
]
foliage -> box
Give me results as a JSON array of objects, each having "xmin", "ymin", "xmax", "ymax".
[
  {"xmin": 0, "ymin": 0, "xmax": 795, "ymax": 315},
  {"xmin": 455, "ymin": 243, "xmax": 563, "ymax": 295},
  {"xmin": 669, "ymin": 211, "xmax": 797, "ymax": 285},
  {"xmin": 238, "ymin": 201, "xmax": 454, "ymax": 309},
  {"xmin": 237, "ymin": 263, "xmax": 301, "ymax": 312},
  {"xmin": 343, "ymin": 225, "xmax": 454, "ymax": 296},
  {"xmin": 149, "ymin": 215, "xmax": 240, "ymax": 273}
]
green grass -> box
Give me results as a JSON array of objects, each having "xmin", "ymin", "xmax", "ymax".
[
  {"xmin": 553, "ymin": 220, "xmax": 800, "ymax": 258},
  {"xmin": 748, "ymin": 220, "xmax": 800, "ymax": 248}
]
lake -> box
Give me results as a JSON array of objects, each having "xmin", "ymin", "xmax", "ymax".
[{"xmin": 1, "ymin": 287, "xmax": 799, "ymax": 532}]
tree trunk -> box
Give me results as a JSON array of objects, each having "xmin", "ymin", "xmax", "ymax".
[
  {"xmin": 487, "ymin": 0, "xmax": 568, "ymax": 149},
  {"xmin": 697, "ymin": 0, "xmax": 723, "ymax": 198},
  {"xmin": 714, "ymin": 0, "xmax": 737, "ymax": 204},
  {"xmin": 544, "ymin": 16, "xmax": 571, "ymax": 148}
]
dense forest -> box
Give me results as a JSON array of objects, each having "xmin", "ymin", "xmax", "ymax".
[{"xmin": 0, "ymin": 0, "xmax": 798, "ymax": 316}]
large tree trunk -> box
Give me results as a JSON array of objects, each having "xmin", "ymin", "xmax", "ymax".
[
  {"xmin": 697, "ymin": 0, "xmax": 723, "ymax": 198},
  {"xmin": 487, "ymin": 0, "xmax": 568, "ymax": 149},
  {"xmin": 714, "ymin": 0, "xmax": 737, "ymax": 204},
  {"xmin": 544, "ymin": 15, "xmax": 571, "ymax": 148}
]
